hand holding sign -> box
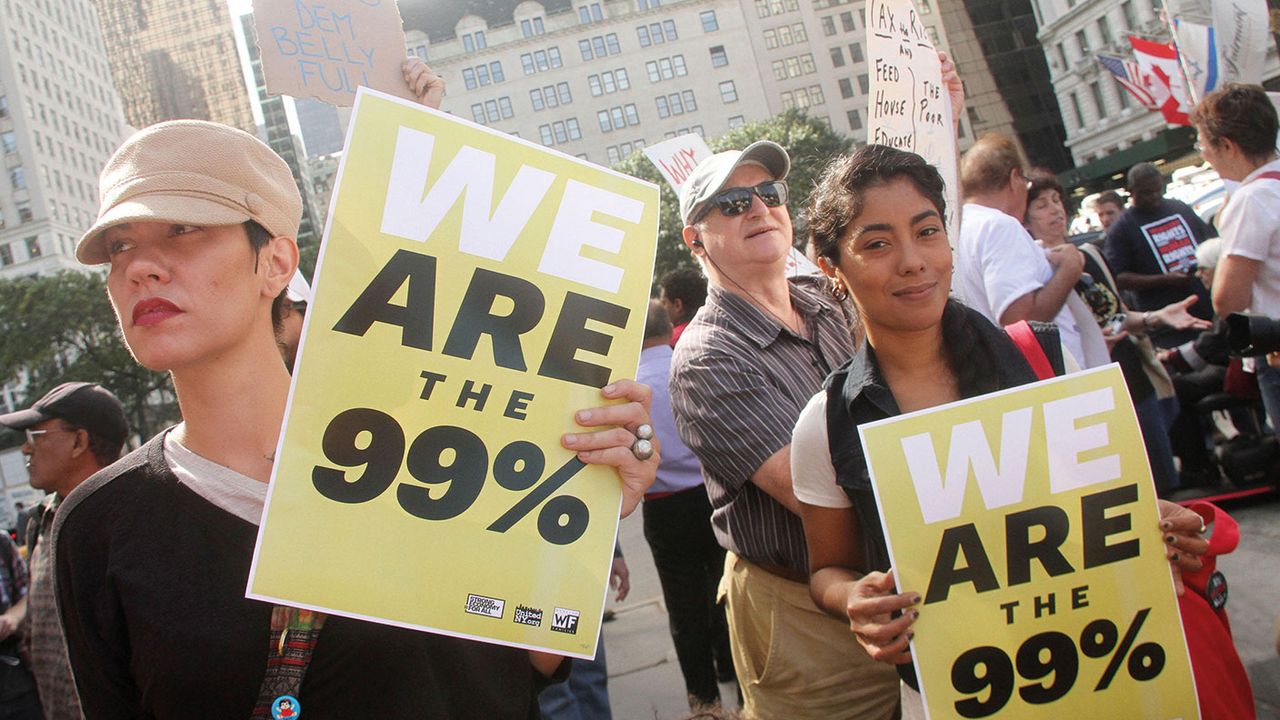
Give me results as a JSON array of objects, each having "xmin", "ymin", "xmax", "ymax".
[
  {"xmin": 402, "ymin": 57, "xmax": 445, "ymax": 110},
  {"xmin": 846, "ymin": 569, "xmax": 919, "ymax": 665},
  {"xmin": 561, "ymin": 379, "xmax": 659, "ymax": 520}
]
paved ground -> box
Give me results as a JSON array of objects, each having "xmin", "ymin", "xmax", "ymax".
[{"xmin": 603, "ymin": 494, "xmax": 1280, "ymax": 719}]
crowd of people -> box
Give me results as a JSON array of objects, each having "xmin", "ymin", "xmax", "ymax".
[{"xmin": 0, "ymin": 54, "xmax": 1273, "ymax": 719}]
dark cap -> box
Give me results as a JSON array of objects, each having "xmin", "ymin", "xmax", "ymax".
[{"xmin": 0, "ymin": 382, "xmax": 128, "ymax": 446}]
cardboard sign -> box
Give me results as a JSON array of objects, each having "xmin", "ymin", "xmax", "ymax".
[
  {"xmin": 866, "ymin": 0, "xmax": 959, "ymax": 233},
  {"xmin": 642, "ymin": 134, "xmax": 713, "ymax": 191},
  {"xmin": 248, "ymin": 88, "xmax": 660, "ymax": 657},
  {"xmin": 859, "ymin": 366, "xmax": 1199, "ymax": 719},
  {"xmin": 253, "ymin": 0, "xmax": 416, "ymax": 106}
]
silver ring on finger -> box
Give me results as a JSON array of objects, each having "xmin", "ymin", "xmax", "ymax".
[
  {"xmin": 630, "ymin": 437, "xmax": 654, "ymax": 461},
  {"xmin": 635, "ymin": 423, "xmax": 654, "ymax": 441}
]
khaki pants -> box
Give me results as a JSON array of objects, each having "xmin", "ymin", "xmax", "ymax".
[{"xmin": 721, "ymin": 552, "xmax": 900, "ymax": 720}]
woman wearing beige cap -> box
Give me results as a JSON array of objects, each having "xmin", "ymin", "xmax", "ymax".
[{"xmin": 51, "ymin": 60, "xmax": 657, "ymax": 718}]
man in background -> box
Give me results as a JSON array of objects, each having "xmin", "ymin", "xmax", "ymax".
[
  {"xmin": 637, "ymin": 300, "xmax": 734, "ymax": 710},
  {"xmin": 0, "ymin": 382, "xmax": 128, "ymax": 719},
  {"xmin": 1105, "ymin": 162, "xmax": 1213, "ymax": 348},
  {"xmin": 658, "ymin": 268, "xmax": 707, "ymax": 347}
]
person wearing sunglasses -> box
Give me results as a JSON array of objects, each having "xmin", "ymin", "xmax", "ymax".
[
  {"xmin": 0, "ymin": 381, "xmax": 129, "ymax": 720},
  {"xmin": 667, "ymin": 138, "xmax": 900, "ymax": 719}
]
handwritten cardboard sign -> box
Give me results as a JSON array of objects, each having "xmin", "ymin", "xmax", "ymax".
[
  {"xmin": 253, "ymin": 0, "xmax": 416, "ymax": 106},
  {"xmin": 642, "ymin": 134, "xmax": 713, "ymax": 191},
  {"xmin": 866, "ymin": 0, "xmax": 959, "ymax": 233},
  {"xmin": 248, "ymin": 88, "xmax": 660, "ymax": 658},
  {"xmin": 860, "ymin": 366, "xmax": 1198, "ymax": 719}
]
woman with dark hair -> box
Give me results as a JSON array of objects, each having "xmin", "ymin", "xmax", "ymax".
[
  {"xmin": 790, "ymin": 144, "xmax": 1210, "ymax": 716},
  {"xmin": 1022, "ymin": 170, "xmax": 1207, "ymax": 493}
]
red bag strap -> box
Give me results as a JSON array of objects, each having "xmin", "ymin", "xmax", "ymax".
[{"xmin": 1004, "ymin": 321, "xmax": 1054, "ymax": 381}]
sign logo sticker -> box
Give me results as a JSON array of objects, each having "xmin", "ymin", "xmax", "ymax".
[
  {"xmin": 513, "ymin": 605, "xmax": 544, "ymax": 627},
  {"xmin": 551, "ymin": 607, "xmax": 580, "ymax": 634},
  {"xmin": 465, "ymin": 594, "xmax": 506, "ymax": 619}
]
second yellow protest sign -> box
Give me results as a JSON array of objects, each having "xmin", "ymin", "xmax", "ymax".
[
  {"xmin": 249, "ymin": 88, "xmax": 659, "ymax": 657},
  {"xmin": 859, "ymin": 365, "xmax": 1199, "ymax": 719}
]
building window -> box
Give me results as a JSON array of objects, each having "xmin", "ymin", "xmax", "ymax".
[
  {"xmin": 1121, "ymin": 1, "xmax": 1137, "ymax": 29},
  {"xmin": 412, "ymin": 44, "xmax": 428, "ymax": 61},
  {"xmin": 540, "ymin": 125, "xmax": 554, "ymax": 145},
  {"xmin": 700, "ymin": 10, "xmax": 718, "ymax": 32},
  {"xmin": 462, "ymin": 31, "xmax": 486, "ymax": 52},
  {"xmin": 838, "ymin": 77, "xmax": 854, "ymax": 98},
  {"xmin": 521, "ymin": 17, "xmax": 545, "ymax": 37},
  {"xmin": 472, "ymin": 103, "xmax": 486, "ymax": 123},
  {"xmin": 840, "ymin": 11, "xmax": 855, "ymax": 32},
  {"xmin": 598, "ymin": 104, "xmax": 640, "ymax": 132},
  {"xmin": 830, "ymin": 47, "xmax": 845, "ymax": 67},
  {"xmin": 857, "ymin": 73, "xmax": 869, "ymax": 94},
  {"xmin": 1097, "ymin": 15, "xmax": 1113, "ymax": 45},
  {"xmin": 1075, "ymin": 29, "xmax": 1090, "ymax": 56},
  {"xmin": 1, "ymin": 131, "xmax": 15, "ymax": 154},
  {"xmin": 728, "ymin": 115, "xmax": 745, "ymax": 129},
  {"xmin": 9, "ymin": 166, "xmax": 24, "ymax": 190},
  {"xmin": 463, "ymin": 68, "xmax": 476, "ymax": 89},
  {"xmin": 821, "ymin": 16, "xmax": 836, "ymax": 36},
  {"xmin": 0, "ymin": 244, "xmax": 11, "ymax": 266},
  {"xmin": 848, "ymin": 42, "xmax": 863, "ymax": 63},
  {"xmin": 646, "ymin": 55, "xmax": 688, "ymax": 82},
  {"xmin": 1069, "ymin": 92, "xmax": 1084, "ymax": 128},
  {"xmin": 719, "ymin": 81, "xmax": 738, "ymax": 103},
  {"xmin": 754, "ymin": 0, "xmax": 799, "ymax": 17},
  {"xmin": 581, "ymin": 33, "xmax": 621, "ymax": 60},
  {"xmin": 25, "ymin": 236, "xmax": 40, "ymax": 258},
  {"xmin": 0, "ymin": 96, "xmax": 8, "ymax": 119},
  {"xmin": 17, "ymin": 203, "xmax": 31, "ymax": 223},
  {"xmin": 847, "ymin": 108, "xmax": 862, "ymax": 130},
  {"xmin": 1089, "ymin": 81, "xmax": 1106, "ymax": 115},
  {"xmin": 637, "ymin": 0, "xmax": 661, "ymax": 8},
  {"xmin": 578, "ymin": 3, "xmax": 603, "ymax": 23},
  {"xmin": 589, "ymin": 69, "xmax": 631, "ymax": 95},
  {"xmin": 710, "ymin": 46, "xmax": 728, "ymax": 67}
]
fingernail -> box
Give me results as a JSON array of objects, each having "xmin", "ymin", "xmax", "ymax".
[
  {"xmin": 911, "ymin": 609, "xmax": 920, "ymax": 620},
  {"xmin": 562, "ymin": 434, "xmax": 579, "ymax": 447},
  {"xmin": 602, "ymin": 383, "xmax": 617, "ymax": 394},
  {"xmin": 912, "ymin": 595, "xmax": 921, "ymax": 605},
  {"xmin": 1170, "ymin": 552, "xmax": 1179, "ymax": 562},
  {"xmin": 576, "ymin": 409, "xmax": 592, "ymax": 423},
  {"xmin": 1165, "ymin": 534, "xmax": 1177, "ymax": 544},
  {"xmin": 1161, "ymin": 520, "xmax": 1173, "ymax": 530}
]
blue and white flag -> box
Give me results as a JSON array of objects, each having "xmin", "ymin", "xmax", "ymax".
[{"xmin": 1174, "ymin": 19, "xmax": 1219, "ymax": 101}]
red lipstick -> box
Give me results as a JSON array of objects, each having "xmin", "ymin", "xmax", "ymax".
[{"xmin": 132, "ymin": 297, "xmax": 181, "ymax": 326}]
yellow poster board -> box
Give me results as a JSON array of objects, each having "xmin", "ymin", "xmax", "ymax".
[
  {"xmin": 859, "ymin": 365, "xmax": 1199, "ymax": 719},
  {"xmin": 248, "ymin": 88, "xmax": 660, "ymax": 657}
]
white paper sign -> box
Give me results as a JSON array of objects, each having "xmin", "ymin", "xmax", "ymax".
[
  {"xmin": 866, "ymin": 0, "xmax": 959, "ymax": 234},
  {"xmin": 642, "ymin": 134, "xmax": 713, "ymax": 192}
]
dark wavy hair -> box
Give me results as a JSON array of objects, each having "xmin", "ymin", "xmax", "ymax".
[
  {"xmin": 1191, "ymin": 83, "xmax": 1280, "ymax": 161},
  {"xmin": 807, "ymin": 144, "xmax": 946, "ymax": 264},
  {"xmin": 807, "ymin": 144, "xmax": 1001, "ymax": 398}
]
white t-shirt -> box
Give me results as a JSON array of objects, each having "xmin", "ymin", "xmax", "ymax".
[
  {"xmin": 790, "ymin": 391, "xmax": 851, "ymax": 509},
  {"xmin": 164, "ymin": 431, "xmax": 268, "ymax": 525},
  {"xmin": 1219, "ymin": 158, "xmax": 1280, "ymax": 318},
  {"xmin": 955, "ymin": 203, "xmax": 1085, "ymax": 366}
]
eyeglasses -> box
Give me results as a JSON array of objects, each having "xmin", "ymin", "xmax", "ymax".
[
  {"xmin": 696, "ymin": 180, "xmax": 789, "ymax": 221},
  {"xmin": 23, "ymin": 428, "xmax": 75, "ymax": 445}
]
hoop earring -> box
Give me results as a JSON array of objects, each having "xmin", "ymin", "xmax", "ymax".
[{"xmin": 830, "ymin": 277, "xmax": 849, "ymax": 301}]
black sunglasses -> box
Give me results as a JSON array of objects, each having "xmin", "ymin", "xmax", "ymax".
[{"xmin": 696, "ymin": 180, "xmax": 789, "ymax": 221}]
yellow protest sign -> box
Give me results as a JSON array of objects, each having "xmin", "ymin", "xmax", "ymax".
[
  {"xmin": 248, "ymin": 88, "xmax": 660, "ymax": 657},
  {"xmin": 859, "ymin": 365, "xmax": 1199, "ymax": 719}
]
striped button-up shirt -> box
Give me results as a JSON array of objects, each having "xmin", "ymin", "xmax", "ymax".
[{"xmin": 670, "ymin": 275, "xmax": 856, "ymax": 573}]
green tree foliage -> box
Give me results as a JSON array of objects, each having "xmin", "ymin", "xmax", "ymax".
[
  {"xmin": 0, "ymin": 272, "xmax": 177, "ymax": 447},
  {"xmin": 611, "ymin": 109, "xmax": 853, "ymax": 291}
]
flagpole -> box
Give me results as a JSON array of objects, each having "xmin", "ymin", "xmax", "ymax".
[{"xmin": 1160, "ymin": 0, "xmax": 1202, "ymax": 104}]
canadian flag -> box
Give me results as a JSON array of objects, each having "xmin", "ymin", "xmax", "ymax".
[{"xmin": 1129, "ymin": 36, "xmax": 1192, "ymax": 126}]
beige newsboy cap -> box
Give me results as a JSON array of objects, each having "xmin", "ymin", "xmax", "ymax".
[{"xmin": 77, "ymin": 120, "xmax": 303, "ymax": 264}]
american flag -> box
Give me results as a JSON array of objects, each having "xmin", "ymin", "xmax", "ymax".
[{"xmin": 1096, "ymin": 54, "xmax": 1158, "ymax": 110}]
